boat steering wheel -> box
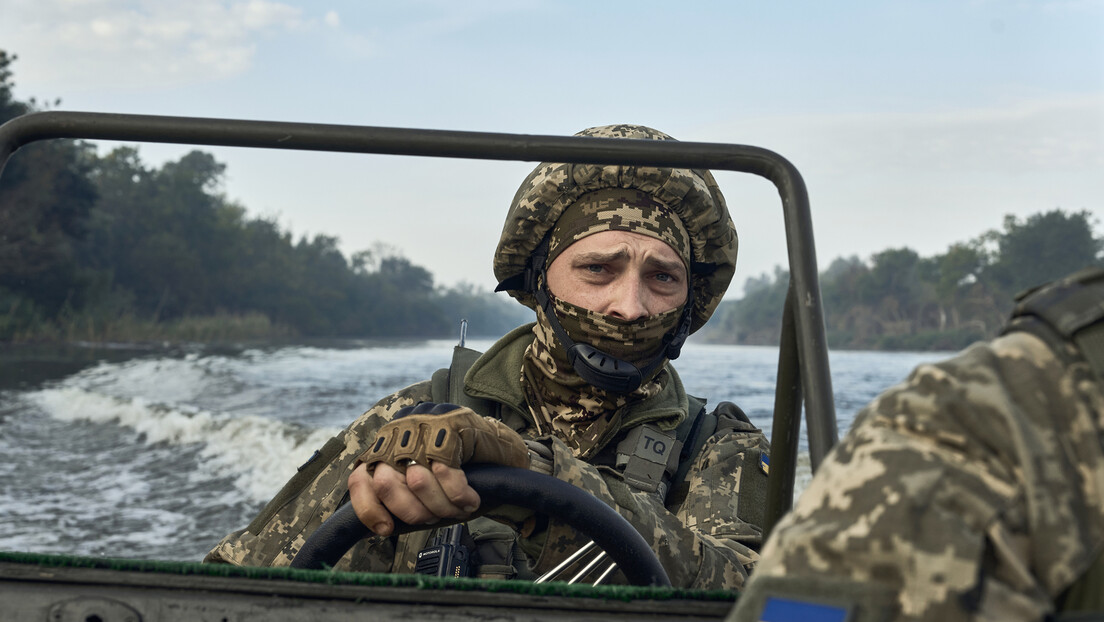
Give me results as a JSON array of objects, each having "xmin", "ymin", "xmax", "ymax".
[{"xmin": 290, "ymin": 464, "xmax": 672, "ymax": 587}]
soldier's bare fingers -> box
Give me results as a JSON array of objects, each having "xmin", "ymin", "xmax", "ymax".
[
  {"xmin": 405, "ymin": 463, "xmax": 475, "ymax": 519},
  {"xmin": 370, "ymin": 463, "xmax": 437, "ymax": 526},
  {"xmin": 347, "ymin": 463, "xmax": 394, "ymax": 536},
  {"xmin": 430, "ymin": 461, "xmax": 480, "ymax": 514}
]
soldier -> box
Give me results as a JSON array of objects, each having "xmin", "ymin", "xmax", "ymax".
[
  {"xmin": 206, "ymin": 124, "xmax": 771, "ymax": 589},
  {"xmin": 729, "ymin": 267, "xmax": 1104, "ymax": 621}
]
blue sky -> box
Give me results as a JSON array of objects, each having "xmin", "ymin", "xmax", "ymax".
[{"xmin": 1, "ymin": 0, "xmax": 1101, "ymax": 296}]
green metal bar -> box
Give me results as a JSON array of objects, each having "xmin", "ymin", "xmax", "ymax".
[
  {"xmin": 0, "ymin": 110, "xmax": 839, "ymax": 469},
  {"xmin": 763, "ymin": 286, "xmax": 802, "ymax": 539}
]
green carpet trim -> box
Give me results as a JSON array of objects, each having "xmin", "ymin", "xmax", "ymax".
[{"xmin": 0, "ymin": 550, "xmax": 738, "ymax": 603}]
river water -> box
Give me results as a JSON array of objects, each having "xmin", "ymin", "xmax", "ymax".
[{"xmin": 0, "ymin": 337, "xmax": 949, "ymax": 563}]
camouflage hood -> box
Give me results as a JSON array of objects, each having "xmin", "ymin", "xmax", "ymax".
[{"xmin": 493, "ymin": 124, "xmax": 738, "ymax": 333}]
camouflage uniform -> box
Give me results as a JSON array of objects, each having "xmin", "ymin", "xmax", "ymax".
[
  {"xmin": 206, "ymin": 323, "xmax": 769, "ymax": 588},
  {"xmin": 729, "ymin": 327, "xmax": 1104, "ymax": 621},
  {"xmin": 207, "ymin": 124, "xmax": 768, "ymax": 589}
]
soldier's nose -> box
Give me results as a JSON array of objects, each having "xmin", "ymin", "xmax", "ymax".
[{"xmin": 607, "ymin": 280, "xmax": 648, "ymax": 321}]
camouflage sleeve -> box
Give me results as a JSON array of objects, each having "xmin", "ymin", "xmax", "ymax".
[
  {"xmin": 729, "ymin": 331, "xmax": 1104, "ymax": 622},
  {"xmin": 533, "ymin": 419, "xmax": 770, "ymax": 590},
  {"xmin": 203, "ymin": 381, "xmax": 433, "ymax": 569}
]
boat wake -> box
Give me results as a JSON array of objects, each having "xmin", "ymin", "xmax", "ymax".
[{"xmin": 27, "ymin": 386, "xmax": 340, "ymax": 505}]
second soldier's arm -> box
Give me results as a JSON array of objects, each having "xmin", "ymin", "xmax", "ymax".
[{"xmin": 729, "ymin": 331, "xmax": 1104, "ymax": 622}]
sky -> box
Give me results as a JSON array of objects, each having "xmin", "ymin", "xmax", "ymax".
[{"xmin": 1, "ymin": 0, "xmax": 1101, "ymax": 297}]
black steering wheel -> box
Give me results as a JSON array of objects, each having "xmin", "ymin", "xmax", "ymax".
[{"xmin": 290, "ymin": 463, "xmax": 672, "ymax": 587}]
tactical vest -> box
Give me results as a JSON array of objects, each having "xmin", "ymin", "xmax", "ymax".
[
  {"xmin": 1001, "ymin": 267, "xmax": 1104, "ymax": 618},
  {"xmin": 428, "ymin": 344, "xmax": 769, "ymax": 580},
  {"xmin": 428, "ymin": 344, "xmax": 721, "ymax": 507}
]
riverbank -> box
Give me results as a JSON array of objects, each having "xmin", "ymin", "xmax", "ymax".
[
  {"xmin": 2, "ymin": 312, "xmax": 296, "ymax": 346},
  {"xmin": 696, "ymin": 323, "xmax": 989, "ymax": 353},
  {"xmin": 5, "ymin": 310, "xmax": 988, "ymax": 353}
]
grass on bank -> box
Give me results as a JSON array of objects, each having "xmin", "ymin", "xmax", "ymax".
[
  {"xmin": 9, "ymin": 312, "xmax": 990, "ymax": 351},
  {"xmin": 2, "ymin": 311, "xmax": 295, "ymax": 344}
]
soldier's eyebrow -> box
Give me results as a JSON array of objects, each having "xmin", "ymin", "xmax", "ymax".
[
  {"xmin": 570, "ymin": 249, "xmax": 686, "ymax": 277},
  {"xmin": 570, "ymin": 249, "xmax": 630, "ymax": 265},
  {"xmin": 644, "ymin": 256, "xmax": 686, "ymax": 276}
]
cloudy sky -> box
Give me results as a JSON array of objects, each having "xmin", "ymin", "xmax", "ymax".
[{"xmin": 1, "ymin": 0, "xmax": 1101, "ymax": 296}]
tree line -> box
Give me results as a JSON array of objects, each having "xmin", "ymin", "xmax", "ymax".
[
  {"xmin": 4, "ymin": 49, "xmax": 1099, "ymax": 349},
  {"xmin": 0, "ymin": 51, "xmax": 529, "ymax": 342},
  {"xmin": 700, "ymin": 208, "xmax": 1103, "ymax": 350}
]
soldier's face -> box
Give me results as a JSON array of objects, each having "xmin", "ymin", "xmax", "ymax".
[{"xmin": 546, "ymin": 230, "xmax": 688, "ymax": 321}]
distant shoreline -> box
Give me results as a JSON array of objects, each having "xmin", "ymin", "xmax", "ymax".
[{"xmin": 4, "ymin": 314, "xmax": 980, "ymax": 353}]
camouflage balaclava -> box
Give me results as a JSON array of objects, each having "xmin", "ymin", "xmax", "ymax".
[
  {"xmin": 522, "ymin": 294, "xmax": 674, "ymax": 458},
  {"xmin": 520, "ymin": 189, "xmax": 691, "ymax": 457}
]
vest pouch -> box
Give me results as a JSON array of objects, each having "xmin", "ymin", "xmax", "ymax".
[
  {"xmin": 466, "ymin": 516, "xmax": 534, "ymax": 581},
  {"xmin": 736, "ymin": 447, "xmax": 770, "ymax": 531}
]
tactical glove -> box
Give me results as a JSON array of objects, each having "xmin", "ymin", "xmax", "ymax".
[{"xmin": 359, "ymin": 402, "xmax": 529, "ymax": 472}]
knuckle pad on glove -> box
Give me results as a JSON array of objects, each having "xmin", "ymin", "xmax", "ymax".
[{"xmin": 357, "ymin": 405, "xmax": 528, "ymax": 472}]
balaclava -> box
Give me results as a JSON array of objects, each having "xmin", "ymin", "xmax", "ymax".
[{"xmin": 520, "ymin": 188, "xmax": 691, "ymax": 457}]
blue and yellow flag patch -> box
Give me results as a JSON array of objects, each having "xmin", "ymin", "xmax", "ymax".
[{"xmin": 759, "ymin": 597, "xmax": 850, "ymax": 621}]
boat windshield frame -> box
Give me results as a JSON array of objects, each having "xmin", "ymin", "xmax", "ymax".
[{"xmin": 0, "ymin": 110, "xmax": 839, "ymax": 533}]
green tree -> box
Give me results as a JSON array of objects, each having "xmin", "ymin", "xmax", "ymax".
[
  {"xmin": 820, "ymin": 255, "xmax": 867, "ymax": 313},
  {"xmin": 373, "ymin": 255, "xmax": 449, "ymax": 335},
  {"xmin": 700, "ymin": 267, "xmax": 790, "ymax": 345},
  {"xmin": 985, "ymin": 209, "xmax": 1102, "ymax": 297},
  {"xmin": 859, "ymin": 248, "xmax": 923, "ymax": 314},
  {"xmin": 0, "ymin": 50, "xmax": 99, "ymax": 327},
  {"xmin": 82, "ymin": 148, "xmax": 239, "ymax": 319},
  {"xmin": 919, "ymin": 242, "xmax": 992, "ymax": 332},
  {"xmin": 434, "ymin": 282, "xmax": 532, "ymax": 337},
  {"xmin": 0, "ymin": 50, "xmax": 24, "ymax": 121}
]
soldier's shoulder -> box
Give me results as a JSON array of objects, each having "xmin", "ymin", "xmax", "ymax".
[{"xmin": 345, "ymin": 380, "xmax": 435, "ymax": 438}]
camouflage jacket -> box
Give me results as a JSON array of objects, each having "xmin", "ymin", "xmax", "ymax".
[
  {"xmin": 206, "ymin": 324, "xmax": 769, "ymax": 589},
  {"xmin": 729, "ymin": 330, "xmax": 1104, "ymax": 621}
]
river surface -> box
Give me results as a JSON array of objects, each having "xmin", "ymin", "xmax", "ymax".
[{"xmin": 0, "ymin": 337, "xmax": 949, "ymax": 562}]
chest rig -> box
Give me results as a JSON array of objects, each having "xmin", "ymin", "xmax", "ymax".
[{"xmin": 429, "ymin": 344, "xmax": 716, "ymax": 502}]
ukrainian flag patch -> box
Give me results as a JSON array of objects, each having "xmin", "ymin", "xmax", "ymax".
[{"xmin": 759, "ymin": 597, "xmax": 849, "ymax": 621}]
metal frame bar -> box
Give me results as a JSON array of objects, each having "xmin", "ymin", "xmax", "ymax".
[
  {"xmin": 764, "ymin": 286, "xmax": 804, "ymax": 537},
  {"xmin": 0, "ymin": 111, "xmax": 839, "ymax": 503}
]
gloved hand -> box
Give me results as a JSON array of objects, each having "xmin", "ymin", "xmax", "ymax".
[{"xmin": 358, "ymin": 402, "xmax": 529, "ymax": 473}]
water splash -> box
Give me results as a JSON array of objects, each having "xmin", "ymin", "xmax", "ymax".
[{"xmin": 28, "ymin": 387, "xmax": 340, "ymax": 504}]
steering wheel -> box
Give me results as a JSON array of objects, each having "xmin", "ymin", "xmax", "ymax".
[{"xmin": 289, "ymin": 464, "xmax": 672, "ymax": 587}]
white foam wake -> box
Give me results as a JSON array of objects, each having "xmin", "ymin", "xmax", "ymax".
[{"xmin": 28, "ymin": 387, "xmax": 342, "ymax": 504}]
